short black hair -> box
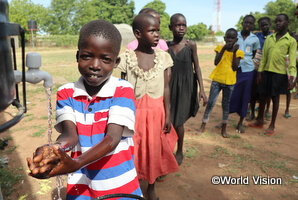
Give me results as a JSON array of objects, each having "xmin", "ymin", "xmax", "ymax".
[
  {"xmin": 132, "ymin": 13, "xmax": 157, "ymax": 32},
  {"xmin": 276, "ymin": 13, "xmax": 289, "ymax": 21},
  {"xmin": 258, "ymin": 17, "xmax": 271, "ymax": 24},
  {"xmin": 139, "ymin": 7, "xmax": 158, "ymax": 15},
  {"xmin": 226, "ymin": 28, "xmax": 237, "ymax": 35},
  {"xmin": 170, "ymin": 13, "xmax": 186, "ymax": 25},
  {"xmin": 78, "ymin": 20, "xmax": 122, "ymax": 54},
  {"xmin": 243, "ymin": 14, "xmax": 256, "ymax": 22}
]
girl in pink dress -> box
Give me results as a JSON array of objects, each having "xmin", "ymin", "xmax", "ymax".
[{"xmin": 118, "ymin": 13, "xmax": 178, "ymax": 200}]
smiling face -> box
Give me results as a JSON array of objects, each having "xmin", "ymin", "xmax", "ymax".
[
  {"xmin": 242, "ymin": 16, "xmax": 255, "ymax": 32},
  {"xmin": 170, "ymin": 15, "xmax": 187, "ymax": 38},
  {"xmin": 77, "ymin": 35, "xmax": 120, "ymax": 88}
]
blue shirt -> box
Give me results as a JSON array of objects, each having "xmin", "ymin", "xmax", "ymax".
[
  {"xmin": 255, "ymin": 31, "xmax": 273, "ymax": 50},
  {"xmin": 237, "ymin": 32, "xmax": 260, "ymax": 72}
]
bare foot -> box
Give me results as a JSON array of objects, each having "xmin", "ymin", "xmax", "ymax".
[
  {"xmin": 236, "ymin": 124, "xmax": 245, "ymax": 133},
  {"xmin": 175, "ymin": 153, "xmax": 184, "ymax": 166},
  {"xmin": 215, "ymin": 122, "xmax": 222, "ymax": 129},
  {"xmin": 221, "ymin": 132, "xmax": 229, "ymax": 138},
  {"xmin": 245, "ymin": 114, "xmax": 255, "ymax": 121},
  {"xmin": 196, "ymin": 127, "xmax": 205, "ymax": 136}
]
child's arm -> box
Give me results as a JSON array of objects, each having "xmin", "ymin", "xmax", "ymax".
[
  {"xmin": 163, "ymin": 69, "xmax": 171, "ymax": 133},
  {"xmin": 231, "ymin": 44, "xmax": 240, "ymax": 71},
  {"xmin": 214, "ymin": 45, "xmax": 227, "ymax": 66},
  {"xmin": 28, "ymin": 121, "xmax": 124, "ymax": 178},
  {"xmin": 189, "ymin": 40, "xmax": 207, "ymax": 106},
  {"xmin": 48, "ymin": 123, "xmax": 124, "ymax": 177},
  {"xmin": 27, "ymin": 120, "xmax": 79, "ymax": 179}
]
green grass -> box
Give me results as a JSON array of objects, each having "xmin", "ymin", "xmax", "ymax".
[
  {"xmin": 31, "ymin": 126, "xmax": 47, "ymax": 137},
  {"xmin": 0, "ymin": 157, "xmax": 22, "ymax": 197}
]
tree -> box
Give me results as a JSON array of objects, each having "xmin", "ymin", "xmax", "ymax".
[
  {"xmin": 186, "ymin": 23, "xmax": 209, "ymax": 41},
  {"xmin": 143, "ymin": 0, "xmax": 172, "ymax": 39},
  {"xmin": 42, "ymin": 0, "xmax": 77, "ymax": 35},
  {"xmin": 264, "ymin": 0, "xmax": 296, "ymax": 31},
  {"xmin": 235, "ymin": 0, "xmax": 297, "ymax": 32},
  {"xmin": 9, "ymin": 0, "xmax": 47, "ymax": 34},
  {"xmin": 60, "ymin": 0, "xmax": 135, "ymax": 35}
]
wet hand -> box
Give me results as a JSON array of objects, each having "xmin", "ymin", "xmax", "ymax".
[
  {"xmin": 27, "ymin": 144, "xmax": 61, "ymax": 179},
  {"xmin": 48, "ymin": 145, "xmax": 81, "ymax": 177}
]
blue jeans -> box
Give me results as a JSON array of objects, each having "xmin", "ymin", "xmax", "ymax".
[{"xmin": 202, "ymin": 81, "xmax": 234, "ymax": 123}]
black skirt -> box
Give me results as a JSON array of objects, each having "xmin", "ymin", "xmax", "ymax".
[{"xmin": 257, "ymin": 71, "xmax": 288, "ymax": 96}]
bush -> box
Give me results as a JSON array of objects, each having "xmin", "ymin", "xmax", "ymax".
[{"xmin": 35, "ymin": 35, "xmax": 79, "ymax": 47}]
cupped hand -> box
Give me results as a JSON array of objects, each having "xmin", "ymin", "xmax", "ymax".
[
  {"xmin": 27, "ymin": 144, "xmax": 61, "ymax": 179},
  {"xmin": 48, "ymin": 145, "xmax": 81, "ymax": 177}
]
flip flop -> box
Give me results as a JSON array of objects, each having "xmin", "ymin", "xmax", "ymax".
[
  {"xmin": 248, "ymin": 122, "xmax": 263, "ymax": 129},
  {"xmin": 156, "ymin": 175, "xmax": 167, "ymax": 182},
  {"xmin": 264, "ymin": 129, "xmax": 274, "ymax": 136},
  {"xmin": 283, "ymin": 114, "xmax": 291, "ymax": 119}
]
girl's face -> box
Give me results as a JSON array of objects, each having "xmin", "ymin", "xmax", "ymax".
[
  {"xmin": 275, "ymin": 15, "xmax": 288, "ymax": 32},
  {"xmin": 170, "ymin": 16, "xmax": 187, "ymax": 38},
  {"xmin": 77, "ymin": 35, "xmax": 119, "ymax": 87},
  {"xmin": 138, "ymin": 17, "xmax": 160, "ymax": 47},
  {"xmin": 224, "ymin": 31, "xmax": 238, "ymax": 49}
]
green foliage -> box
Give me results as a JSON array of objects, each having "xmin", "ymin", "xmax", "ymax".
[
  {"xmin": 143, "ymin": 0, "xmax": 172, "ymax": 40},
  {"xmin": 186, "ymin": 23, "xmax": 209, "ymax": 41},
  {"xmin": 8, "ymin": 0, "xmax": 210, "ymax": 41},
  {"xmin": 214, "ymin": 31, "xmax": 225, "ymax": 36},
  {"xmin": 9, "ymin": 0, "xmax": 47, "ymax": 35},
  {"xmin": 0, "ymin": 158, "xmax": 22, "ymax": 197},
  {"xmin": 36, "ymin": 35, "xmax": 78, "ymax": 47},
  {"xmin": 235, "ymin": 0, "xmax": 297, "ymax": 32},
  {"xmin": 43, "ymin": 0, "xmax": 77, "ymax": 35},
  {"xmin": 74, "ymin": 0, "xmax": 135, "ymax": 31}
]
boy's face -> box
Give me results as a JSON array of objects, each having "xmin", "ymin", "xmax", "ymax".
[
  {"xmin": 224, "ymin": 31, "xmax": 238, "ymax": 49},
  {"xmin": 137, "ymin": 17, "xmax": 160, "ymax": 47},
  {"xmin": 77, "ymin": 35, "xmax": 120, "ymax": 87},
  {"xmin": 170, "ymin": 16, "xmax": 187, "ymax": 38},
  {"xmin": 242, "ymin": 17, "xmax": 255, "ymax": 32},
  {"xmin": 275, "ymin": 15, "xmax": 288, "ymax": 32},
  {"xmin": 258, "ymin": 19, "xmax": 270, "ymax": 33}
]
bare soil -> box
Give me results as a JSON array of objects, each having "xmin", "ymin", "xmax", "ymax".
[{"xmin": 1, "ymin": 47, "xmax": 297, "ymax": 200}]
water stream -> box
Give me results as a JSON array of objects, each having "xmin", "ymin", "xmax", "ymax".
[{"xmin": 45, "ymin": 87, "xmax": 64, "ymax": 200}]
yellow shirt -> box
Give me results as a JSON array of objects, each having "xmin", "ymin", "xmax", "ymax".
[{"xmin": 209, "ymin": 46, "xmax": 244, "ymax": 85}]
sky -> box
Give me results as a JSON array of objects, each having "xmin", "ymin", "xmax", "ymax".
[{"xmin": 8, "ymin": 0, "xmax": 280, "ymax": 31}]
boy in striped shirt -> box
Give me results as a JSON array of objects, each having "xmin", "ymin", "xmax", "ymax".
[{"xmin": 27, "ymin": 20, "xmax": 142, "ymax": 200}]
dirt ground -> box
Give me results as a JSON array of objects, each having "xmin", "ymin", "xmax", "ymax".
[{"xmin": 1, "ymin": 47, "xmax": 298, "ymax": 200}]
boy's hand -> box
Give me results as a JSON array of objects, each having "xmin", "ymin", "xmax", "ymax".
[
  {"xmin": 288, "ymin": 78, "xmax": 295, "ymax": 90},
  {"xmin": 27, "ymin": 144, "xmax": 61, "ymax": 179},
  {"xmin": 47, "ymin": 145, "xmax": 81, "ymax": 177}
]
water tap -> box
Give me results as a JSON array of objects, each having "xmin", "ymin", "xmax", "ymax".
[{"xmin": 14, "ymin": 52, "xmax": 53, "ymax": 88}]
